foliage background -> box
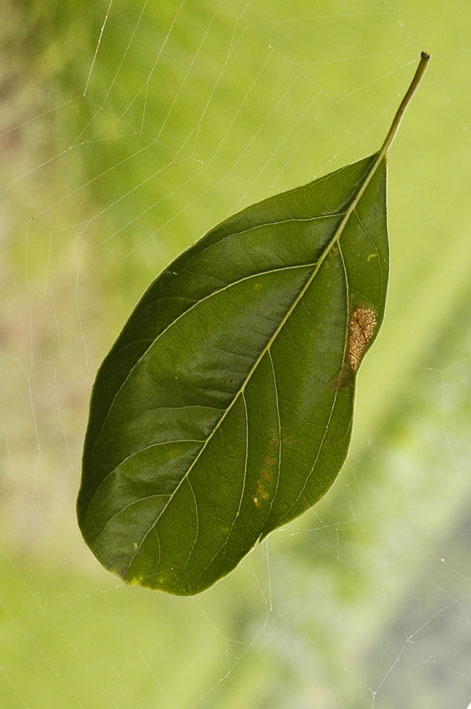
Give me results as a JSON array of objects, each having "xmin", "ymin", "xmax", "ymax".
[{"xmin": 1, "ymin": 1, "xmax": 469, "ymax": 707}]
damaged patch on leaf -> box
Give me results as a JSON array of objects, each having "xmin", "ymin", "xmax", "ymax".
[{"xmin": 348, "ymin": 308, "xmax": 377, "ymax": 372}]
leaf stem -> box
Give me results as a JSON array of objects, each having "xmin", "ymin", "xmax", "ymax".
[
  {"xmin": 309, "ymin": 52, "xmax": 431, "ymax": 283},
  {"xmin": 380, "ymin": 51, "xmax": 430, "ymax": 156},
  {"xmin": 327, "ymin": 52, "xmax": 431, "ymax": 249}
]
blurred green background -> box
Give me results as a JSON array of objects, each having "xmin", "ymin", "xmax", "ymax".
[{"xmin": 1, "ymin": 1, "xmax": 469, "ymax": 707}]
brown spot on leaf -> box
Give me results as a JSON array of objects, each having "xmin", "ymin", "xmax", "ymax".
[
  {"xmin": 255, "ymin": 480, "xmax": 271, "ymax": 501},
  {"xmin": 348, "ymin": 308, "xmax": 377, "ymax": 372}
]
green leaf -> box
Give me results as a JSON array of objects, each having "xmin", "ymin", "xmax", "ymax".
[{"xmin": 77, "ymin": 54, "xmax": 429, "ymax": 595}]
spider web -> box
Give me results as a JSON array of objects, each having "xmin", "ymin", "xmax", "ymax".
[{"xmin": 1, "ymin": 0, "xmax": 470, "ymax": 706}]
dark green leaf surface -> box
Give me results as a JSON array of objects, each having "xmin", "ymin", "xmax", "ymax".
[
  {"xmin": 78, "ymin": 53, "xmax": 430, "ymax": 595},
  {"xmin": 78, "ymin": 153, "xmax": 388, "ymax": 595}
]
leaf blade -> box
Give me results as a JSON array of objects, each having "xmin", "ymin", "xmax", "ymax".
[{"xmin": 78, "ymin": 153, "xmax": 388, "ymax": 594}]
